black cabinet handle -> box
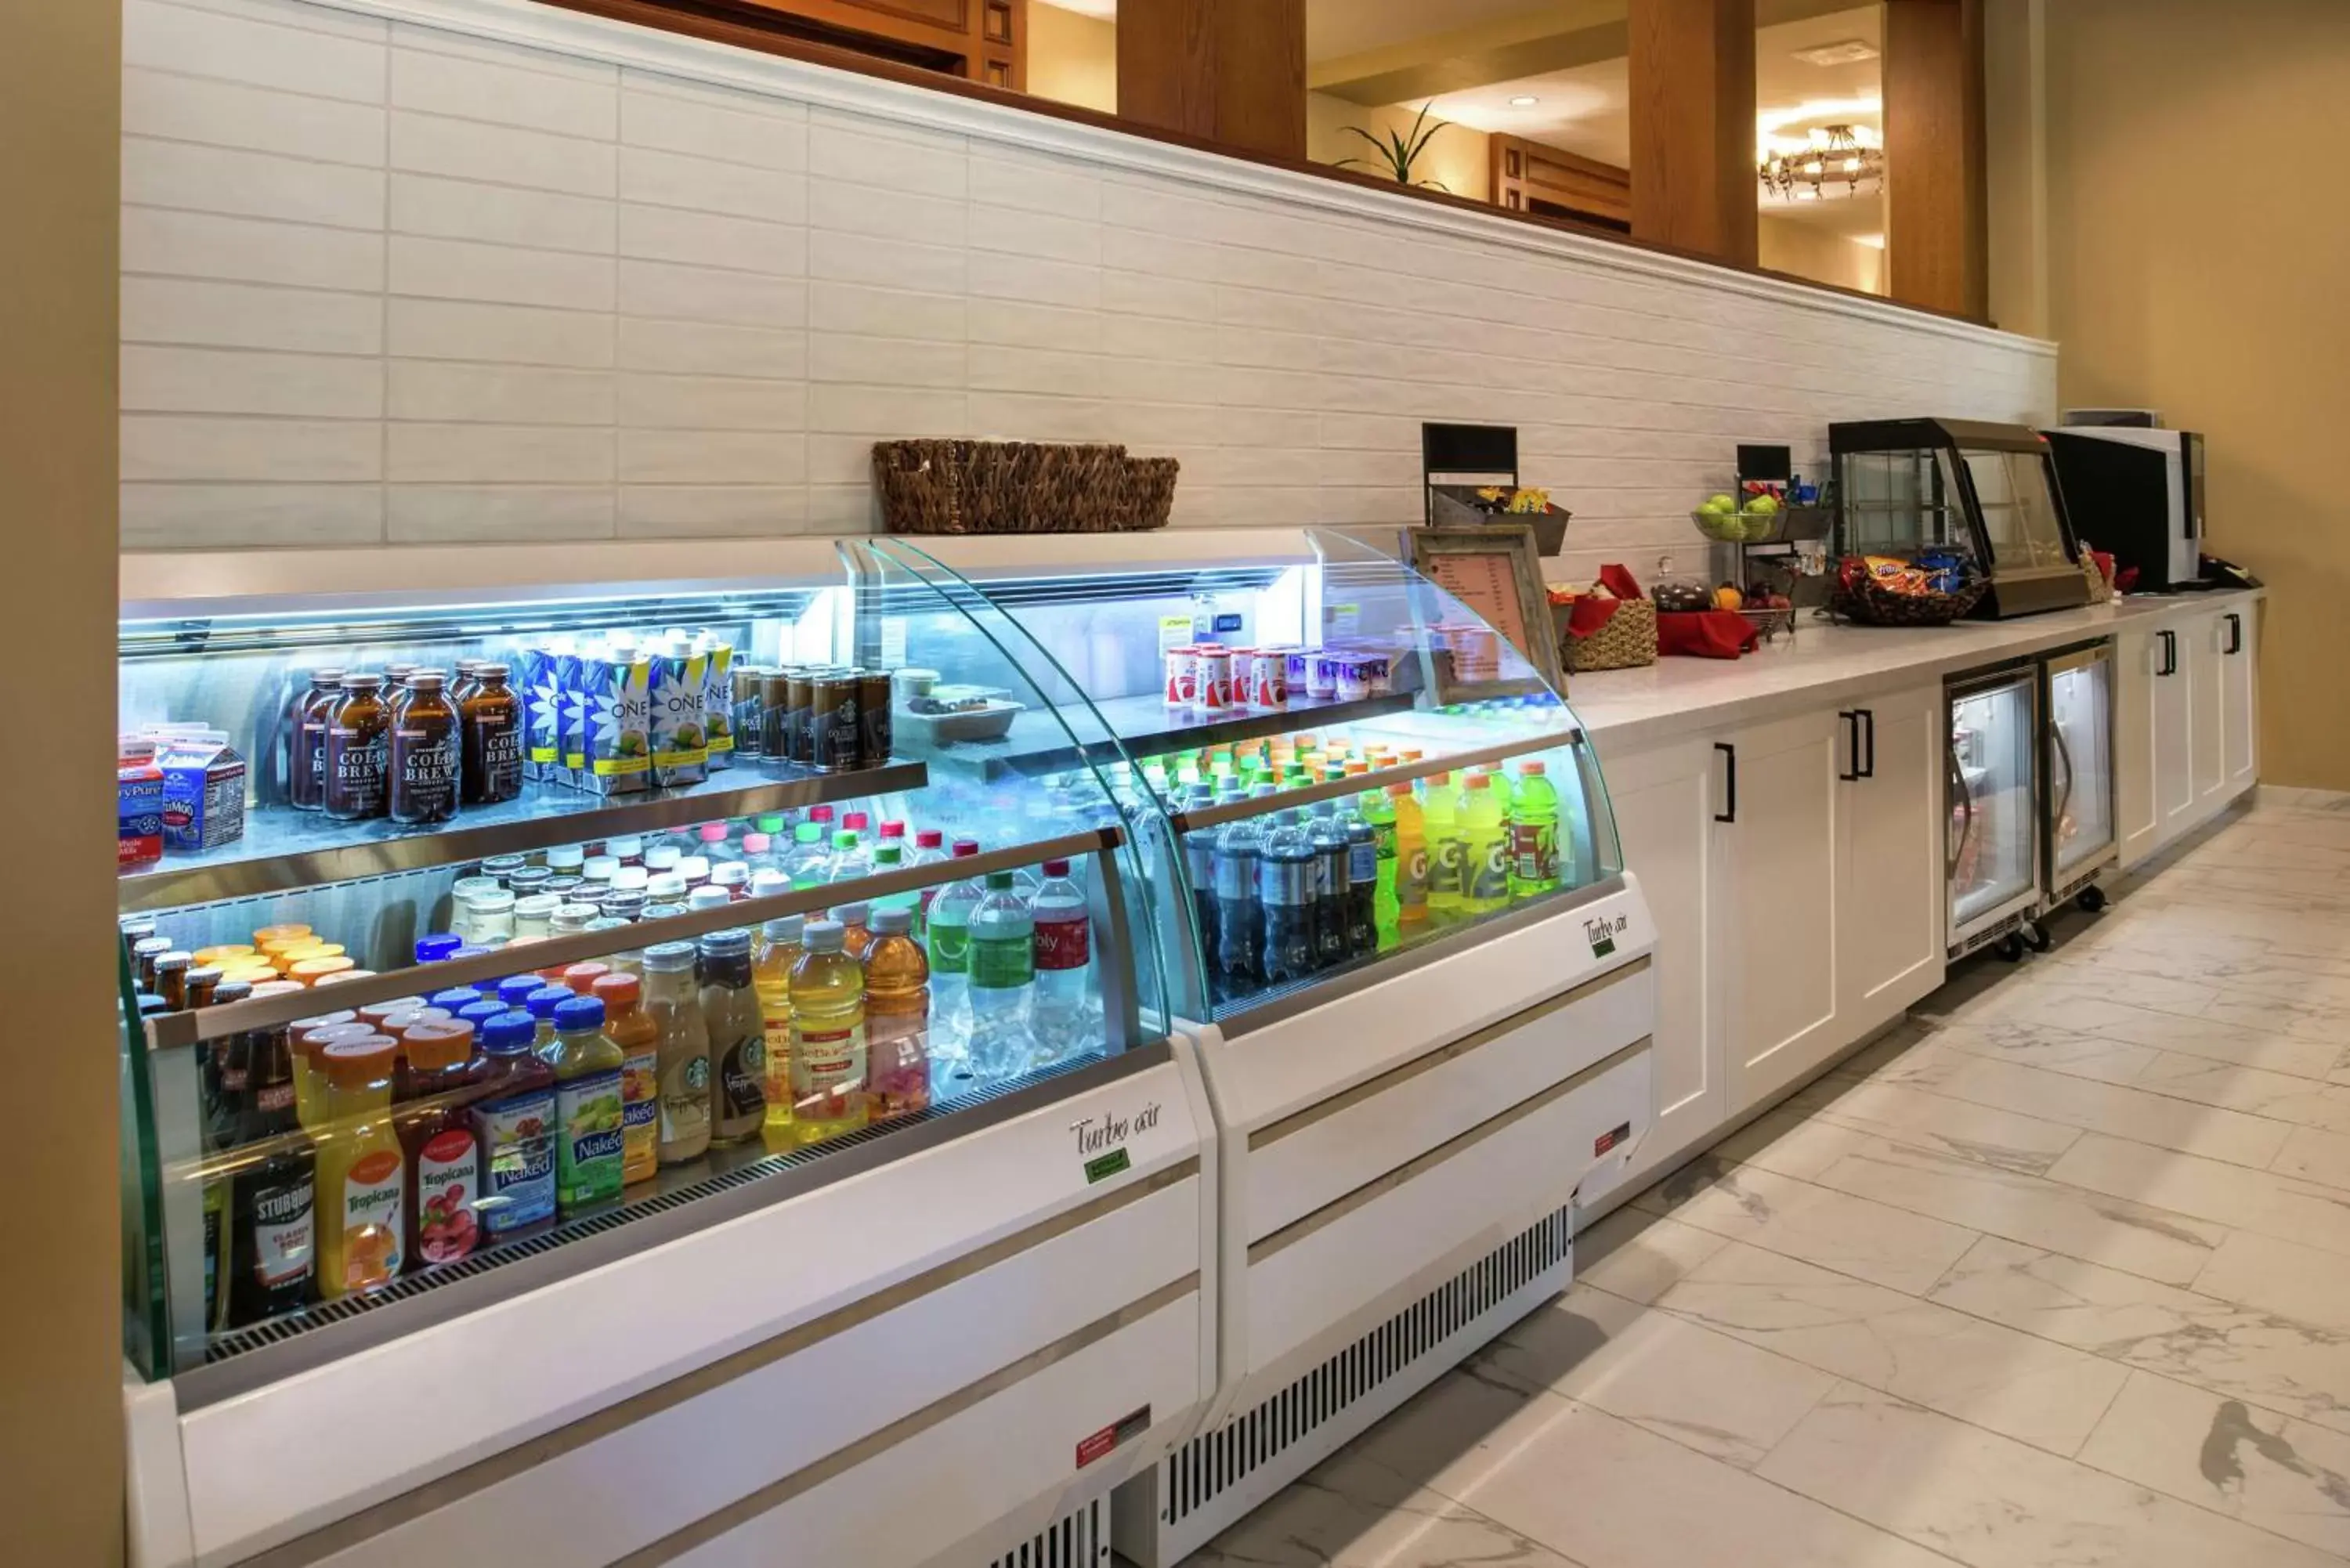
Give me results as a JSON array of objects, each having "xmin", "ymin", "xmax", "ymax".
[
  {"xmin": 1838, "ymin": 713, "xmax": 1860, "ymax": 782},
  {"xmin": 1860, "ymin": 708, "xmax": 1877, "ymax": 779},
  {"xmin": 1715, "ymin": 742, "xmax": 1737, "ymax": 823},
  {"xmin": 2158, "ymin": 629, "xmax": 2177, "ymax": 676},
  {"xmin": 2225, "ymin": 612, "xmax": 2243, "ymax": 655}
]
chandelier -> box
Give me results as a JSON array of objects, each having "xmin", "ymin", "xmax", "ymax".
[{"xmin": 1758, "ymin": 124, "xmax": 1883, "ymax": 201}]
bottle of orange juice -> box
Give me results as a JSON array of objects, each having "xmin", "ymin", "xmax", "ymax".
[
  {"xmin": 593, "ymin": 973, "xmax": 661, "ymax": 1186},
  {"xmin": 315, "ymin": 1035, "xmax": 407, "ymax": 1298}
]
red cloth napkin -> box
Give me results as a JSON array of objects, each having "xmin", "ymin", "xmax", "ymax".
[
  {"xmin": 1562, "ymin": 565, "xmax": 1647, "ymax": 641},
  {"xmin": 1658, "ymin": 610, "xmax": 1760, "ymax": 659}
]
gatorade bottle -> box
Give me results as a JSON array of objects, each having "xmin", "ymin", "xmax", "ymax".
[
  {"xmin": 1462, "ymin": 772, "xmax": 1510, "ymax": 915},
  {"xmin": 1510, "ymin": 761, "xmax": 1563, "ymax": 899},
  {"xmin": 1390, "ymin": 782, "xmax": 1430, "ymax": 940},
  {"xmin": 1423, "ymin": 771, "xmax": 1466, "ymax": 923},
  {"xmin": 1212, "ymin": 797, "xmax": 1264, "ymax": 999},
  {"xmin": 1307, "ymin": 804, "xmax": 1349, "ymax": 967},
  {"xmin": 1257, "ymin": 810, "xmax": 1318, "ymax": 985},
  {"xmin": 1341, "ymin": 803, "xmax": 1378, "ymax": 957},
  {"xmin": 1367, "ymin": 786, "xmax": 1400, "ymax": 948}
]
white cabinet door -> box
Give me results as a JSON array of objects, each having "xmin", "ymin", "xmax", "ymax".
[
  {"xmin": 1718, "ymin": 707, "xmax": 1843, "ymax": 1115},
  {"xmin": 1837, "ymin": 685, "xmax": 1945, "ymax": 1035},
  {"xmin": 2117, "ymin": 626, "xmax": 2160, "ymax": 867},
  {"xmin": 2154, "ymin": 622, "xmax": 2197, "ymax": 842},
  {"xmin": 2190, "ymin": 609, "xmax": 2229, "ymax": 812},
  {"xmin": 2218, "ymin": 604, "xmax": 2259, "ymax": 794},
  {"xmin": 1578, "ymin": 737, "xmax": 1719, "ymax": 1209}
]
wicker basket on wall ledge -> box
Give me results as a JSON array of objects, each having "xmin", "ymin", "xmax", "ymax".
[{"xmin": 873, "ymin": 439, "xmax": 1179, "ymax": 534}]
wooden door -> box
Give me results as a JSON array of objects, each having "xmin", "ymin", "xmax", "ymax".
[
  {"xmin": 1718, "ymin": 707, "xmax": 1842, "ymax": 1115},
  {"xmin": 1837, "ymin": 685, "xmax": 1944, "ymax": 1035}
]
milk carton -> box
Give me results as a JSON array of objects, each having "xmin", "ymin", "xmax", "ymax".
[
  {"xmin": 576, "ymin": 652, "xmax": 652, "ymax": 797},
  {"xmin": 148, "ymin": 725, "xmax": 248, "ymax": 851},
  {"xmin": 649, "ymin": 644, "xmax": 709, "ymax": 788}
]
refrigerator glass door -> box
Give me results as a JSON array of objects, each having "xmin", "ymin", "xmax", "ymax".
[
  {"xmin": 2048, "ymin": 651, "xmax": 2115, "ymax": 881},
  {"xmin": 1949, "ymin": 674, "xmax": 2039, "ymax": 936}
]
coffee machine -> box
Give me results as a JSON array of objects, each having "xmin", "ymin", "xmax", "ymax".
[{"xmin": 2041, "ymin": 426, "xmax": 2207, "ymax": 593}]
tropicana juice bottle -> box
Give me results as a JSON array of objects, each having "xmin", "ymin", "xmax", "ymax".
[
  {"xmin": 1461, "ymin": 772, "xmax": 1511, "ymax": 916},
  {"xmin": 789, "ymin": 919, "xmax": 869, "ymax": 1144},
  {"xmin": 1423, "ymin": 771, "xmax": 1466, "ymax": 923},
  {"xmin": 314, "ymin": 1035, "xmax": 407, "ymax": 1299}
]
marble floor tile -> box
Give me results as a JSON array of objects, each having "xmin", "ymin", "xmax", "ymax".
[
  {"xmin": 2193, "ymin": 1230, "xmax": 2350, "ymax": 1339},
  {"xmin": 1643, "ymin": 1237, "xmax": 2130, "ymax": 1456},
  {"xmin": 2271, "ymin": 1124, "xmax": 2350, "ymax": 1193},
  {"xmin": 1568, "ymin": 1207, "xmax": 1728, "ymax": 1306},
  {"xmin": 2128, "ymin": 1051, "xmax": 2350, "ymax": 1129},
  {"xmin": 1707, "ymin": 1107, "xmax": 1878, "ymax": 1182},
  {"xmin": 1474, "ymin": 1284, "xmax": 1835, "ymax": 1468},
  {"xmin": 2077, "ymin": 1369, "xmax": 2350, "ymax": 1559},
  {"xmin": 1930, "ymin": 1234, "xmax": 2350, "ymax": 1440},
  {"xmin": 1755, "ymin": 1381, "xmax": 2345, "ymax": 1568},
  {"xmin": 1852, "ymin": 1043, "xmax": 2290, "ymax": 1168},
  {"xmin": 1889, "ymin": 1019, "xmax": 2161, "ymax": 1086},
  {"xmin": 2203, "ymin": 989, "xmax": 2350, "ymax": 1046},
  {"xmin": 1629, "ymin": 1155, "xmax": 1979, "ymax": 1296},
  {"xmin": 1799, "ymin": 1134, "xmax": 2227, "ymax": 1287},
  {"xmin": 1784, "ymin": 1075, "xmax": 2083, "ymax": 1175},
  {"xmin": 2045, "ymin": 996, "xmax": 2341, "ymax": 1080},
  {"xmin": 2046, "ymin": 1133, "xmax": 2350, "ymax": 1262},
  {"xmin": 1181, "ymin": 1450, "xmax": 1591, "ymax": 1568},
  {"xmin": 1347, "ymin": 1369, "xmax": 1961, "ymax": 1568}
]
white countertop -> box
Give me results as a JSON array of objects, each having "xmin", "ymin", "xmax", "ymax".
[{"xmin": 1571, "ymin": 587, "xmax": 2265, "ymax": 753}]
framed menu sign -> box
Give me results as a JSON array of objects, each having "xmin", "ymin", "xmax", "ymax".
[{"xmin": 1406, "ymin": 522, "xmax": 1565, "ymax": 696}]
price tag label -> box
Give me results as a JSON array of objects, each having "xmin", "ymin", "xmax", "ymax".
[
  {"xmin": 1158, "ymin": 615, "xmax": 1194, "ymax": 653},
  {"xmin": 879, "ymin": 617, "xmax": 908, "ymax": 670}
]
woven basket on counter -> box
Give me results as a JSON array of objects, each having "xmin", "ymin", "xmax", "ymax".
[
  {"xmin": 873, "ymin": 440, "xmax": 1177, "ymax": 534},
  {"xmin": 1830, "ymin": 573, "xmax": 1989, "ymax": 627},
  {"xmin": 1556, "ymin": 598, "xmax": 1658, "ymax": 672}
]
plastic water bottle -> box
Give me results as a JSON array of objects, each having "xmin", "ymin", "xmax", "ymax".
[
  {"xmin": 783, "ymin": 822, "xmax": 830, "ymax": 890},
  {"xmin": 924, "ymin": 840, "xmax": 984, "ymax": 1076},
  {"xmin": 1510, "ymin": 761, "xmax": 1562, "ymax": 900},
  {"xmin": 1258, "ymin": 810, "xmax": 1317, "ymax": 986},
  {"xmin": 966, "ymin": 871, "xmax": 1035, "ymax": 1081},
  {"xmin": 1029, "ymin": 858, "xmax": 1093, "ymax": 1063},
  {"xmin": 1212, "ymin": 793, "xmax": 1264, "ymax": 1000},
  {"xmin": 825, "ymin": 828, "xmax": 869, "ymax": 883},
  {"xmin": 1308, "ymin": 805, "xmax": 1349, "ymax": 968},
  {"xmin": 906, "ymin": 828, "xmax": 949, "ymax": 937}
]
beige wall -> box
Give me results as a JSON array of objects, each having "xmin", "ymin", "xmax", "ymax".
[
  {"xmin": 0, "ymin": 3, "xmax": 125, "ymax": 1563},
  {"xmin": 1026, "ymin": 1, "xmax": 1116, "ymax": 115},
  {"xmin": 2039, "ymin": 0, "xmax": 2350, "ymax": 789},
  {"xmin": 1759, "ymin": 215, "xmax": 1885, "ymax": 296},
  {"xmin": 1307, "ymin": 92, "xmax": 1491, "ymax": 204}
]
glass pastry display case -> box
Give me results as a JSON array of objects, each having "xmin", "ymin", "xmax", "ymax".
[
  {"xmin": 114, "ymin": 528, "xmax": 1654, "ymax": 1568},
  {"xmin": 1831, "ymin": 418, "xmax": 2092, "ymax": 619}
]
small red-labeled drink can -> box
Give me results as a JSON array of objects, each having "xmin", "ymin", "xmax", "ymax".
[
  {"xmin": 1249, "ymin": 649, "xmax": 1288, "ymax": 710},
  {"xmin": 1164, "ymin": 646, "xmax": 1196, "ymax": 707},
  {"xmin": 1196, "ymin": 646, "xmax": 1232, "ymax": 712}
]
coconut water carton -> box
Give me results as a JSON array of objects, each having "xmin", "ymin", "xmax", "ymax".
[
  {"xmin": 575, "ymin": 651, "xmax": 652, "ymax": 797},
  {"xmin": 555, "ymin": 642, "xmax": 594, "ymax": 790},
  {"xmin": 522, "ymin": 639, "xmax": 567, "ymax": 783},
  {"xmin": 649, "ymin": 643, "xmax": 709, "ymax": 788},
  {"xmin": 696, "ymin": 637, "xmax": 734, "ymax": 771}
]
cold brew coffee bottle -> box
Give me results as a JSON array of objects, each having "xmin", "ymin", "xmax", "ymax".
[
  {"xmin": 390, "ymin": 673, "xmax": 461, "ymax": 826},
  {"xmin": 324, "ymin": 674, "xmax": 390, "ymax": 822},
  {"xmin": 461, "ymin": 663, "xmax": 524, "ymax": 805}
]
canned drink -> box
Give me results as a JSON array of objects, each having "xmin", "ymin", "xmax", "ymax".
[
  {"xmin": 1164, "ymin": 646, "xmax": 1196, "ymax": 708},
  {"xmin": 1195, "ymin": 646, "xmax": 1232, "ymax": 713},
  {"xmin": 809, "ymin": 674, "xmax": 858, "ymax": 773},
  {"xmin": 785, "ymin": 670, "xmax": 816, "ymax": 764},
  {"xmin": 761, "ymin": 669, "xmax": 792, "ymax": 761},
  {"xmin": 732, "ymin": 666, "xmax": 765, "ymax": 760},
  {"xmin": 1249, "ymin": 649, "xmax": 1288, "ymax": 710},
  {"xmin": 857, "ymin": 670, "xmax": 892, "ymax": 769},
  {"xmin": 1310, "ymin": 652, "xmax": 1342, "ymax": 700}
]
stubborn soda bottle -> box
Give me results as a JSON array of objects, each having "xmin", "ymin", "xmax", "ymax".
[
  {"xmin": 1257, "ymin": 809, "xmax": 1317, "ymax": 985},
  {"xmin": 1423, "ymin": 772, "xmax": 1466, "ymax": 923},
  {"xmin": 1462, "ymin": 772, "xmax": 1510, "ymax": 916},
  {"xmin": 1509, "ymin": 761, "xmax": 1563, "ymax": 899}
]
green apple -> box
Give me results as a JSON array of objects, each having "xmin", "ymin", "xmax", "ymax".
[
  {"xmin": 1742, "ymin": 494, "xmax": 1780, "ymax": 515},
  {"xmin": 1701, "ymin": 493, "xmax": 1736, "ymax": 514}
]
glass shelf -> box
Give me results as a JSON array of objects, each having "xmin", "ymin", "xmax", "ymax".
[
  {"xmin": 920, "ymin": 689, "xmax": 1418, "ymax": 782},
  {"xmin": 118, "ymin": 758, "xmax": 930, "ymax": 913}
]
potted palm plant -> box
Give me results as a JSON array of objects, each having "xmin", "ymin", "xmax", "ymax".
[{"xmin": 1335, "ymin": 103, "xmax": 1453, "ymax": 190}]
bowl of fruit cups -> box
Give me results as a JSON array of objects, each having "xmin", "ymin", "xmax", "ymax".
[
  {"xmin": 1691, "ymin": 492, "xmax": 1788, "ymax": 543},
  {"xmin": 1712, "ymin": 582, "xmax": 1798, "ymax": 641}
]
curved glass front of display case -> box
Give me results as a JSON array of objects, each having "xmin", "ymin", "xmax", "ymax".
[
  {"xmin": 881, "ymin": 529, "xmax": 1623, "ymax": 1030},
  {"xmin": 117, "ymin": 551, "xmax": 1166, "ymax": 1387}
]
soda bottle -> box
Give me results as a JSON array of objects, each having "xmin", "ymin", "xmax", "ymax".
[
  {"xmin": 1181, "ymin": 792, "xmax": 1220, "ymax": 988},
  {"xmin": 966, "ymin": 871, "xmax": 1035, "ymax": 1081},
  {"xmin": 1365, "ymin": 786, "xmax": 1400, "ymax": 949},
  {"xmin": 753, "ymin": 912, "xmax": 804, "ymax": 1145},
  {"xmin": 1509, "ymin": 760, "xmax": 1563, "ymax": 899},
  {"xmin": 1423, "ymin": 771, "xmax": 1466, "ymax": 923},
  {"xmin": 1211, "ymin": 794, "xmax": 1264, "ymax": 1000},
  {"xmin": 1389, "ymin": 782, "xmax": 1430, "ymax": 941},
  {"xmin": 864, "ymin": 905, "xmax": 931, "ymax": 1122},
  {"xmin": 1342, "ymin": 804, "xmax": 1379, "ymax": 956},
  {"xmin": 1462, "ymin": 772, "xmax": 1510, "ymax": 916},
  {"xmin": 1029, "ymin": 858, "xmax": 1093, "ymax": 1063},
  {"xmin": 787, "ymin": 919, "xmax": 868, "ymax": 1144},
  {"xmin": 1307, "ymin": 805, "xmax": 1349, "ymax": 967},
  {"xmin": 1258, "ymin": 810, "xmax": 1318, "ymax": 985},
  {"xmin": 783, "ymin": 822, "xmax": 830, "ymax": 889},
  {"xmin": 925, "ymin": 840, "xmax": 984, "ymax": 1078}
]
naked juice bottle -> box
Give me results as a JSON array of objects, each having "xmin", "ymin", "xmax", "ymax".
[
  {"xmin": 593, "ymin": 973, "xmax": 661, "ymax": 1186},
  {"xmin": 315, "ymin": 1035, "xmax": 407, "ymax": 1298}
]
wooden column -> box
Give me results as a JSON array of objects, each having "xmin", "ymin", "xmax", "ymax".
[
  {"xmin": 1885, "ymin": 0, "xmax": 1990, "ymax": 318},
  {"xmin": 1117, "ymin": 0, "xmax": 1305, "ymax": 161},
  {"xmin": 1628, "ymin": 0, "xmax": 1758, "ymax": 266}
]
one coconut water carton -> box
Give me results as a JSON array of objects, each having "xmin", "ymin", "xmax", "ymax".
[
  {"xmin": 574, "ymin": 650, "xmax": 652, "ymax": 796},
  {"xmin": 649, "ymin": 643, "xmax": 709, "ymax": 788},
  {"xmin": 695, "ymin": 637, "xmax": 734, "ymax": 771},
  {"xmin": 522, "ymin": 638, "xmax": 568, "ymax": 783}
]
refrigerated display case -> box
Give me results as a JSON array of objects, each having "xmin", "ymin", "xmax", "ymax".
[
  {"xmin": 873, "ymin": 532, "xmax": 1657, "ymax": 1566},
  {"xmin": 116, "ymin": 529, "xmax": 1653, "ymax": 1568},
  {"xmin": 1946, "ymin": 665, "xmax": 2044, "ymax": 958},
  {"xmin": 2043, "ymin": 641, "xmax": 2118, "ymax": 915},
  {"xmin": 115, "ymin": 541, "xmax": 1217, "ymax": 1568}
]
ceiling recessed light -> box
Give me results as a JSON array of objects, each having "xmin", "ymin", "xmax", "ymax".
[
  {"xmin": 1791, "ymin": 39, "xmax": 1879, "ymax": 67},
  {"xmin": 1508, "ymin": 95, "xmax": 1540, "ymax": 107}
]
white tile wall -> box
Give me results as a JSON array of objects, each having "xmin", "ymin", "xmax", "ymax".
[{"xmin": 121, "ymin": 0, "xmax": 2058, "ymax": 558}]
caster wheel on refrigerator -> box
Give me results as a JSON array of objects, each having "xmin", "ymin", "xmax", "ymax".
[
  {"xmin": 1997, "ymin": 933, "xmax": 2026, "ymax": 963},
  {"xmin": 2021, "ymin": 921, "xmax": 2053, "ymax": 954},
  {"xmin": 2077, "ymin": 885, "xmax": 2109, "ymax": 914}
]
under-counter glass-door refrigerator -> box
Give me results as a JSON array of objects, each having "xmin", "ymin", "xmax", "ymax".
[
  {"xmin": 1947, "ymin": 667, "xmax": 2043, "ymax": 956},
  {"xmin": 2043, "ymin": 641, "xmax": 2117, "ymax": 912}
]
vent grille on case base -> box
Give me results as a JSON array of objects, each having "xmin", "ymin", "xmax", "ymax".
[{"xmin": 986, "ymin": 1494, "xmax": 1112, "ymax": 1568}]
